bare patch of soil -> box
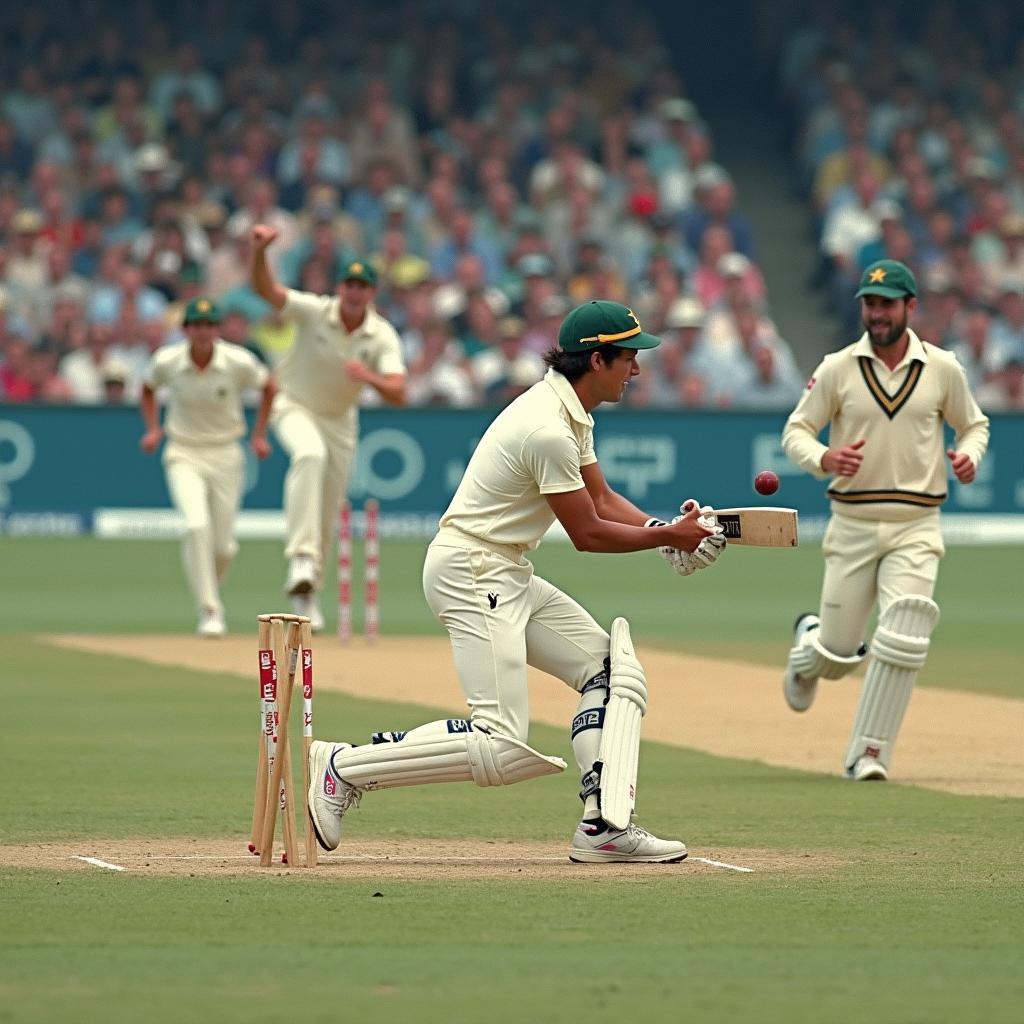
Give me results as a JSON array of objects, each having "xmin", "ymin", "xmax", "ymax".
[{"xmin": 45, "ymin": 633, "xmax": 1024, "ymax": 798}]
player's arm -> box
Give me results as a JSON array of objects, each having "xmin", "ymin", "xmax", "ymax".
[
  {"xmin": 546, "ymin": 486, "xmax": 710, "ymax": 553},
  {"xmin": 249, "ymin": 375, "xmax": 277, "ymax": 459},
  {"xmin": 580, "ymin": 461, "xmax": 649, "ymax": 525},
  {"xmin": 343, "ymin": 362, "xmax": 408, "ymax": 406},
  {"xmin": 139, "ymin": 384, "xmax": 164, "ymax": 453},
  {"xmin": 249, "ymin": 225, "xmax": 288, "ymax": 310},
  {"xmin": 782, "ymin": 358, "xmax": 841, "ymax": 478},
  {"xmin": 943, "ymin": 358, "xmax": 990, "ymax": 482}
]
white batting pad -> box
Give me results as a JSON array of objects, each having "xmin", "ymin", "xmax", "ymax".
[
  {"xmin": 844, "ymin": 596, "xmax": 940, "ymax": 772},
  {"xmin": 331, "ymin": 720, "xmax": 566, "ymax": 791},
  {"xmin": 598, "ymin": 618, "xmax": 648, "ymax": 830},
  {"xmin": 789, "ymin": 628, "xmax": 865, "ymax": 681}
]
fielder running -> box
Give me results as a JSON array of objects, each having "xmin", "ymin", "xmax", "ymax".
[
  {"xmin": 140, "ymin": 297, "xmax": 276, "ymax": 636},
  {"xmin": 307, "ymin": 300, "xmax": 727, "ymax": 863},
  {"xmin": 250, "ymin": 225, "xmax": 407, "ymax": 631},
  {"xmin": 781, "ymin": 260, "xmax": 989, "ymax": 780}
]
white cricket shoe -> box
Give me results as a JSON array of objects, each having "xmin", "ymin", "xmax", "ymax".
[
  {"xmin": 289, "ymin": 592, "xmax": 324, "ymax": 632},
  {"xmin": 568, "ymin": 819, "xmax": 687, "ymax": 864},
  {"xmin": 197, "ymin": 607, "xmax": 226, "ymax": 638},
  {"xmin": 307, "ymin": 740, "xmax": 363, "ymax": 851},
  {"xmin": 285, "ymin": 555, "xmax": 317, "ymax": 596},
  {"xmin": 845, "ymin": 755, "xmax": 888, "ymax": 782},
  {"xmin": 783, "ymin": 612, "xmax": 821, "ymax": 712}
]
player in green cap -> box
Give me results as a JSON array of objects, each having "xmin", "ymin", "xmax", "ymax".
[
  {"xmin": 305, "ymin": 299, "xmax": 728, "ymax": 865},
  {"xmin": 140, "ymin": 297, "xmax": 276, "ymax": 636},
  {"xmin": 780, "ymin": 260, "xmax": 990, "ymax": 781}
]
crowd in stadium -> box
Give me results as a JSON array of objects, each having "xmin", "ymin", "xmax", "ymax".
[{"xmin": 0, "ymin": 1, "xmax": 1022, "ymax": 410}]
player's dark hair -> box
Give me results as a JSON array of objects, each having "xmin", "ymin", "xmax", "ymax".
[{"xmin": 542, "ymin": 346, "xmax": 620, "ymax": 382}]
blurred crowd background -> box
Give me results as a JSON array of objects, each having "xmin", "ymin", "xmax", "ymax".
[{"xmin": 1, "ymin": 0, "xmax": 1023, "ymax": 410}]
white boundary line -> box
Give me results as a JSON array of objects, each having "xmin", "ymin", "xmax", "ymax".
[
  {"xmin": 73, "ymin": 856, "xmax": 125, "ymax": 872},
  {"xmin": 692, "ymin": 856, "xmax": 754, "ymax": 873}
]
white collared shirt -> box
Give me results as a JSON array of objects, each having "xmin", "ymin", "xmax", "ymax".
[
  {"xmin": 275, "ymin": 288, "xmax": 405, "ymax": 418},
  {"xmin": 144, "ymin": 340, "xmax": 268, "ymax": 445},
  {"xmin": 439, "ymin": 369, "xmax": 597, "ymax": 549}
]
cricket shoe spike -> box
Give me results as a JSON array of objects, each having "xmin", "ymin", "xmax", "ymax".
[
  {"xmin": 568, "ymin": 818, "xmax": 687, "ymax": 864},
  {"xmin": 307, "ymin": 741, "xmax": 363, "ymax": 851}
]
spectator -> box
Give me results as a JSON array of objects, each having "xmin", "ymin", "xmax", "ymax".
[
  {"xmin": 88, "ymin": 261, "xmax": 168, "ymax": 326},
  {"xmin": 988, "ymin": 280, "xmax": 1024, "ymax": 369},
  {"xmin": 682, "ymin": 171, "xmax": 756, "ymax": 259},
  {"xmin": 471, "ymin": 314, "xmax": 545, "ymax": 404},
  {"xmin": 949, "ymin": 304, "xmax": 1000, "ymax": 392},
  {"xmin": 0, "ymin": 336, "xmax": 36, "ymax": 401},
  {"xmin": 406, "ymin": 318, "xmax": 477, "ymax": 408}
]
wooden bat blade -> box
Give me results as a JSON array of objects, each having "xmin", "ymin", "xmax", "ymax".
[{"xmin": 711, "ymin": 507, "xmax": 798, "ymax": 547}]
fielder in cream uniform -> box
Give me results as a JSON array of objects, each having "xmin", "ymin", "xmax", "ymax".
[
  {"xmin": 249, "ymin": 225, "xmax": 407, "ymax": 631},
  {"xmin": 305, "ymin": 300, "xmax": 727, "ymax": 864},
  {"xmin": 141, "ymin": 297, "xmax": 276, "ymax": 637},
  {"xmin": 782, "ymin": 260, "xmax": 989, "ymax": 780}
]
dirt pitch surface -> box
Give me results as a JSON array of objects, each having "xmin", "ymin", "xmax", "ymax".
[
  {"xmin": 2, "ymin": 838, "xmax": 824, "ymax": 879},
  {"xmin": 45, "ymin": 634, "xmax": 1024, "ymax": 799}
]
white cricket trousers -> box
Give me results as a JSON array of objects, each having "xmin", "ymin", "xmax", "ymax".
[
  {"xmin": 422, "ymin": 531, "xmax": 609, "ymax": 743},
  {"xmin": 819, "ymin": 511, "xmax": 944, "ymax": 655},
  {"xmin": 162, "ymin": 441, "xmax": 244, "ymax": 614},
  {"xmin": 271, "ymin": 395, "xmax": 357, "ymax": 586}
]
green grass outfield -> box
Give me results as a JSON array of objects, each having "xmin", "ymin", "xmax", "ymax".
[{"xmin": 1, "ymin": 537, "xmax": 1023, "ymax": 1023}]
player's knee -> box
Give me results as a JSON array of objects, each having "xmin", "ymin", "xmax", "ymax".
[
  {"xmin": 609, "ymin": 618, "xmax": 648, "ymax": 713},
  {"xmin": 791, "ymin": 628, "xmax": 865, "ymax": 680},
  {"xmin": 466, "ymin": 724, "xmax": 563, "ymax": 786},
  {"xmin": 871, "ymin": 595, "xmax": 939, "ymax": 669},
  {"xmin": 468, "ymin": 712, "xmax": 529, "ymax": 745},
  {"xmin": 291, "ymin": 448, "xmax": 327, "ymax": 473}
]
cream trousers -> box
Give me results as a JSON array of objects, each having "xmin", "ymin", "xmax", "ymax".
[
  {"xmin": 163, "ymin": 441, "xmax": 244, "ymax": 614},
  {"xmin": 819, "ymin": 511, "xmax": 944, "ymax": 656},
  {"xmin": 422, "ymin": 538, "xmax": 609, "ymax": 742},
  {"xmin": 271, "ymin": 395, "xmax": 357, "ymax": 586}
]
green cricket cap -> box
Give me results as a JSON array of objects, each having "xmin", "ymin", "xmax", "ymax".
[
  {"xmin": 855, "ymin": 259, "xmax": 917, "ymax": 299},
  {"xmin": 557, "ymin": 300, "xmax": 661, "ymax": 353},
  {"xmin": 182, "ymin": 296, "xmax": 221, "ymax": 324},
  {"xmin": 342, "ymin": 259, "xmax": 378, "ymax": 286}
]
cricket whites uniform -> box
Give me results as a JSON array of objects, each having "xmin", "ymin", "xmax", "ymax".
[
  {"xmin": 305, "ymin": 301, "xmax": 691, "ymax": 864},
  {"xmin": 423, "ymin": 368, "xmax": 610, "ymax": 741},
  {"xmin": 144, "ymin": 340, "xmax": 269, "ymax": 617},
  {"xmin": 272, "ymin": 287, "xmax": 405, "ymax": 587},
  {"xmin": 784, "ymin": 329, "xmax": 989, "ymax": 653},
  {"xmin": 782, "ymin": 263, "xmax": 989, "ymax": 781}
]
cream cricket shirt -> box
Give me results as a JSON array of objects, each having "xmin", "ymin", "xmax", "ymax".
[
  {"xmin": 783, "ymin": 329, "xmax": 990, "ymax": 522},
  {"xmin": 144, "ymin": 341, "xmax": 268, "ymax": 446},
  {"xmin": 275, "ymin": 289, "xmax": 405, "ymax": 420},
  {"xmin": 439, "ymin": 369, "xmax": 597, "ymax": 549}
]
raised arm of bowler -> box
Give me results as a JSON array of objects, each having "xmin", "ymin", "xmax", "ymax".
[{"xmin": 306, "ymin": 300, "xmax": 725, "ymax": 864}]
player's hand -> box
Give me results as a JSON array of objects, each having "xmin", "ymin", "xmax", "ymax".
[
  {"xmin": 947, "ymin": 448, "xmax": 975, "ymax": 483},
  {"xmin": 251, "ymin": 224, "xmax": 278, "ymax": 249},
  {"xmin": 672, "ymin": 500, "xmax": 725, "ymax": 568},
  {"xmin": 343, "ymin": 359, "xmax": 373, "ymax": 384},
  {"xmin": 250, "ymin": 434, "xmax": 272, "ymax": 460},
  {"xmin": 140, "ymin": 427, "xmax": 163, "ymax": 453},
  {"xmin": 662, "ymin": 503, "xmax": 714, "ymax": 553},
  {"xmin": 822, "ymin": 439, "xmax": 865, "ymax": 477}
]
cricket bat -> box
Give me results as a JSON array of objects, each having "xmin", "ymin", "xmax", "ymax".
[{"xmin": 711, "ymin": 507, "xmax": 798, "ymax": 547}]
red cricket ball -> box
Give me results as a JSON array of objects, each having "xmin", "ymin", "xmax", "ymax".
[{"xmin": 754, "ymin": 470, "xmax": 780, "ymax": 496}]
